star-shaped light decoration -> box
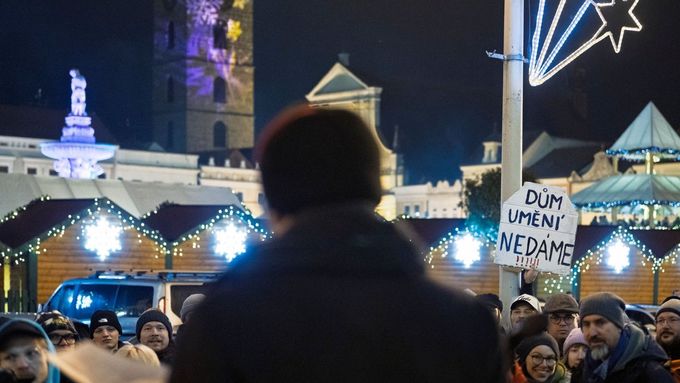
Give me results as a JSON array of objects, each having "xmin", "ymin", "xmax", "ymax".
[
  {"xmin": 227, "ymin": 19, "xmax": 242, "ymax": 42},
  {"xmin": 528, "ymin": 0, "xmax": 643, "ymax": 86},
  {"xmin": 214, "ymin": 223, "xmax": 248, "ymax": 262},
  {"xmin": 233, "ymin": 0, "xmax": 248, "ymax": 9},
  {"xmin": 594, "ymin": 0, "xmax": 642, "ymax": 53},
  {"xmin": 83, "ymin": 217, "xmax": 122, "ymax": 261}
]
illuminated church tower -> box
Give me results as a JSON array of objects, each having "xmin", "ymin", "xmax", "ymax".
[{"xmin": 152, "ymin": 0, "xmax": 254, "ymax": 153}]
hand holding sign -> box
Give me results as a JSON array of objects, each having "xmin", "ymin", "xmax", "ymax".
[{"xmin": 495, "ymin": 182, "xmax": 578, "ymax": 275}]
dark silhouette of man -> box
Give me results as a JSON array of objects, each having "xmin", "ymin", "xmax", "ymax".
[{"xmin": 170, "ymin": 105, "xmax": 505, "ymax": 382}]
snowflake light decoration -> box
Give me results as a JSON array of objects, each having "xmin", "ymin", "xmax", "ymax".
[
  {"xmin": 214, "ymin": 223, "xmax": 247, "ymax": 262},
  {"xmin": 227, "ymin": 19, "xmax": 242, "ymax": 42},
  {"xmin": 453, "ymin": 233, "xmax": 482, "ymax": 268},
  {"xmin": 187, "ymin": 0, "xmax": 223, "ymax": 26},
  {"xmin": 529, "ymin": 0, "xmax": 642, "ymax": 86},
  {"xmin": 233, "ymin": 0, "xmax": 248, "ymax": 9},
  {"xmin": 606, "ymin": 239, "xmax": 630, "ymax": 273},
  {"xmin": 83, "ymin": 217, "xmax": 122, "ymax": 261}
]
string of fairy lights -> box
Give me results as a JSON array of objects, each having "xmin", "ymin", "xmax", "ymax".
[{"xmin": 0, "ymin": 198, "xmax": 270, "ymax": 265}]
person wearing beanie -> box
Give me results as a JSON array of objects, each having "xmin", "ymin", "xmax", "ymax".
[
  {"xmin": 175, "ymin": 293, "xmax": 206, "ymax": 346},
  {"xmin": 35, "ymin": 310, "xmax": 79, "ymax": 351},
  {"xmin": 562, "ymin": 328, "xmax": 588, "ymax": 372},
  {"xmin": 89, "ymin": 310, "xmax": 126, "ymax": 352},
  {"xmin": 543, "ymin": 293, "xmax": 579, "ymax": 357},
  {"xmin": 136, "ymin": 309, "xmax": 175, "ymax": 365},
  {"xmin": 577, "ymin": 292, "xmax": 674, "ymax": 383},
  {"xmin": 512, "ymin": 332, "xmax": 565, "ymax": 383},
  {"xmin": 477, "ymin": 293, "xmax": 503, "ymax": 326},
  {"xmin": 170, "ymin": 105, "xmax": 505, "ymax": 383},
  {"xmin": 656, "ymin": 296, "xmax": 680, "ymax": 382}
]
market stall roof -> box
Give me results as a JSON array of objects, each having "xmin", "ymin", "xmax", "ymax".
[
  {"xmin": 0, "ymin": 198, "xmax": 153, "ymax": 252},
  {"xmin": 607, "ymin": 102, "xmax": 680, "ymax": 160},
  {"xmin": 142, "ymin": 204, "xmax": 264, "ymax": 243},
  {"xmin": 0, "ymin": 173, "xmax": 241, "ymax": 219},
  {"xmin": 571, "ymin": 174, "xmax": 680, "ymax": 209}
]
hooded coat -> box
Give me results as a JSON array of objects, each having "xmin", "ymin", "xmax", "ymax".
[
  {"xmin": 577, "ymin": 324, "xmax": 674, "ymax": 383},
  {"xmin": 0, "ymin": 319, "xmax": 60, "ymax": 383},
  {"xmin": 171, "ymin": 204, "xmax": 505, "ymax": 383}
]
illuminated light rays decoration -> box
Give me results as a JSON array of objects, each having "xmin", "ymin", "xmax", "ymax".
[
  {"xmin": 425, "ymin": 227, "xmax": 495, "ymax": 269},
  {"xmin": 83, "ymin": 217, "xmax": 122, "ymax": 261},
  {"xmin": 529, "ymin": 0, "xmax": 642, "ymax": 86},
  {"xmin": 606, "ymin": 238, "xmax": 630, "ymax": 273},
  {"xmin": 214, "ymin": 223, "xmax": 247, "ymax": 261}
]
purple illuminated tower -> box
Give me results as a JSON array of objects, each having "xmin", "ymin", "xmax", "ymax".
[{"xmin": 40, "ymin": 69, "xmax": 116, "ymax": 179}]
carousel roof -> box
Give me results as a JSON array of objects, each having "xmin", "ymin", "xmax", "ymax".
[
  {"xmin": 607, "ymin": 102, "xmax": 680, "ymax": 160},
  {"xmin": 570, "ymin": 174, "xmax": 680, "ymax": 209}
]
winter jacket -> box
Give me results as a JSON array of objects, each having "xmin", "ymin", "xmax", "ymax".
[
  {"xmin": 171, "ymin": 203, "xmax": 505, "ymax": 383},
  {"xmin": 667, "ymin": 359, "xmax": 680, "ymax": 383},
  {"xmin": 578, "ymin": 324, "xmax": 674, "ymax": 383}
]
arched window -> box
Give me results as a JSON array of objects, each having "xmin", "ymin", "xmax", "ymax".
[
  {"xmin": 213, "ymin": 121, "xmax": 227, "ymax": 148},
  {"xmin": 167, "ymin": 21, "xmax": 175, "ymax": 49},
  {"xmin": 213, "ymin": 77, "xmax": 226, "ymax": 103},
  {"xmin": 213, "ymin": 20, "xmax": 228, "ymax": 50},
  {"xmin": 167, "ymin": 121, "xmax": 174, "ymax": 150},
  {"xmin": 167, "ymin": 76, "xmax": 174, "ymax": 103}
]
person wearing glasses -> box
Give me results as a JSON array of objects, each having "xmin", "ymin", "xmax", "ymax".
[
  {"xmin": 512, "ymin": 332, "xmax": 566, "ymax": 383},
  {"xmin": 576, "ymin": 292, "xmax": 673, "ymax": 383},
  {"xmin": 543, "ymin": 293, "xmax": 579, "ymax": 358},
  {"xmin": 35, "ymin": 311, "xmax": 78, "ymax": 352},
  {"xmin": 655, "ymin": 296, "xmax": 680, "ymax": 382}
]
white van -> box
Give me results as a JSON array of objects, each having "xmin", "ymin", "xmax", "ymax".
[{"xmin": 41, "ymin": 270, "xmax": 219, "ymax": 337}]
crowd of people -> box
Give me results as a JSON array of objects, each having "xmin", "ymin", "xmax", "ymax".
[{"xmin": 0, "ymin": 105, "xmax": 679, "ymax": 382}]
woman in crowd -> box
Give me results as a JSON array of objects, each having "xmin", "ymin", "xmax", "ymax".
[{"xmin": 513, "ymin": 332, "xmax": 568, "ymax": 383}]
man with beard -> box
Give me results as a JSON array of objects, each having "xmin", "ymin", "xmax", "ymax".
[
  {"xmin": 509, "ymin": 294, "xmax": 542, "ymax": 332},
  {"xmin": 136, "ymin": 309, "xmax": 175, "ymax": 365},
  {"xmin": 576, "ymin": 292, "xmax": 673, "ymax": 383},
  {"xmin": 655, "ymin": 296, "xmax": 680, "ymax": 382},
  {"xmin": 543, "ymin": 293, "xmax": 579, "ymax": 358}
]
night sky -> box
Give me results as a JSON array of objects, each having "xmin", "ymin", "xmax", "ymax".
[{"xmin": 1, "ymin": 0, "xmax": 679, "ymax": 183}]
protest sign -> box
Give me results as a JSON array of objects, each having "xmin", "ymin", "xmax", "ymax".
[{"xmin": 494, "ymin": 182, "xmax": 578, "ymax": 275}]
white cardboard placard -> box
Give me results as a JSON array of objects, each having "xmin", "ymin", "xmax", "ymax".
[{"xmin": 494, "ymin": 182, "xmax": 578, "ymax": 275}]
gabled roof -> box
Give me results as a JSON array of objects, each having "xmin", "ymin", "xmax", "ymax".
[
  {"xmin": 571, "ymin": 174, "xmax": 680, "ymax": 209},
  {"xmin": 607, "ymin": 102, "xmax": 680, "ymax": 160},
  {"xmin": 527, "ymin": 144, "xmax": 603, "ymax": 178},
  {"xmin": 0, "ymin": 199, "xmax": 97, "ymax": 249},
  {"xmin": 0, "ymin": 173, "xmax": 241, "ymax": 219},
  {"xmin": 306, "ymin": 63, "xmax": 380, "ymax": 100},
  {"xmin": 0, "ymin": 104, "xmax": 118, "ymax": 144},
  {"xmin": 142, "ymin": 204, "xmax": 268, "ymax": 243}
]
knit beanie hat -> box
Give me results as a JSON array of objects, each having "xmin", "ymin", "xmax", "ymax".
[
  {"xmin": 89, "ymin": 310, "xmax": 122, "ymax": 336},
  {"xmin": 562, "ymin": 328, "xmax": 587, "ymax": 355},
  {"xmin": 36, "ymin": 310, "xmax": 77, "ymax": 336},
  {"xmin": 136, "ymin": 309, "xmax": 172, "ymax": 340},
  {"xmin": 657, "ymin": 296, "xmax": 680, "ymax": 319},
  {"xmin": 515, "ymin": 332, "xmax": 559, "ymax": 364},
  {"xmin": 579, "ymin": 292, "xmax": 626, "ymax": 329},
  {"xmin": 256, "ymin": 105, "xmax": 382, "ymax": 215},
  {"xmin": 180, "ymin": 293, "xmax": 206, "ymax": 322}
]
